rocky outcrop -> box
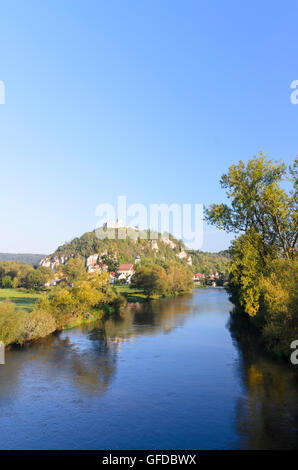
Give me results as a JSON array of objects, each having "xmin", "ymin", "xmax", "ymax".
[
  {"xmin": 40, "ymin": 251, "xmax": 114, "ymax": 272},
  {"xmin": 40, "ymin": 255, "xmax": 68, "ymax": 272},
  {"xmin": 150, "ymin": 240, "xmax": 159, "ymax": 251},
  {"xmin": 160, "ymin": 237, "xmax": 176, "ymax": 249},
  {"xmin": 176, "ymin": 249, "xmax": 192, "ymax": 266},
  {"xmin": 86, "ymin": 254, "xmax": 99, "ymax": 266},
  {"xmin": 176, "ymin": 250, "xmax": 187, "ymax": 259}
]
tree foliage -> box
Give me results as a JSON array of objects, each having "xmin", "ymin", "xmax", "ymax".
[
  {"xmin": 0, "ymin": 301, "xmax": 56, "ymax": 345},
  {"xmin": 260, "ymin": 259, "xmax": 298, "ymax": 357},
  {"xmin": 131, "ymin": 263, "xmax": 193, "ymax": 298},
  {"xmin": 205, "ymin": 154, "xmax": 297, "ymax": 259},
  {"xmin": 131, "ymin": 264, "xmax": 168, "ymax": 298},
  {"xmin": 39, "ymin": 272, "xmax": 122, "ymax": 327},
  {"xmin": 206, "ymin": 154, "xmax": 297, "ymax": 357},
  {"xmin": 58, "ymin": 258, "xmax": 87, "ymax": 283},
  {"xmin": 0, "ymin": 261, "xmax": 53, "ymax": 290}
]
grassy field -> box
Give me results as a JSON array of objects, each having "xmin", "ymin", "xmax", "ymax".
[{"xmin": 0, "ymin": 288, "xmax": 42, "ymax": 311}]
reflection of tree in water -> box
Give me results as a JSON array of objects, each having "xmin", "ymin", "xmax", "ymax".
[
  {"xmin": 229, "ymin": 308, "xmax": 298, "ymax": 449},
  {"xmin": 97, "ymin": 293, "xmax": 197, "ymax": 342},
  {"xmin": 0, "ymin": 332, "xmax": 118, "ymax": 397},
  {"xmin": 0, "ymin": 294, "xmax": 196, "ymax": 398}
]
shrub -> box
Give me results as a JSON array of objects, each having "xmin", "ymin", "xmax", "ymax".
[
  {"xmin": 23, "ymin": 308, "xmax": 56, "ymax": 341},
  {"xmin": 0, "ymin": 301, "xmax": 27, "ymax": 345},
  {"xmin": 1, "ymin": 275, "xmax": 13, "ymax": 288}
]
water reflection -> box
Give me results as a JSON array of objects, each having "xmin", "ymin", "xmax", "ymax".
[
  {"xmin": 0, "ymin": 291, "xmax": 297, "ymax": 449},
  {"xmin": 229, "ymin": 309, "xmax": 298, "ymax": 449},
  {"xmin": 0, "ymin": 294, "xmax": 196, "ymax": 396}
]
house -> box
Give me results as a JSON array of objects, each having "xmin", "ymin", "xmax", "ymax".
[
  {"xmin": 193, "ymin": 273, "xmax": 204, "ymax": 284},
  {"xmin": 117, "ymin": 264, "xmax": 134, "ymax": 276},
  {"xmin": 193, "ymin": 273, "xmax": 204, "ymax": 281},
  {"xmin": 116, "ymin": 264, "xmax": 135, "ymax": 284}
]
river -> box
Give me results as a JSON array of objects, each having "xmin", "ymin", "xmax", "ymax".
[{"xmin": 0, "ymin": 288, "xmax": 297, "ymax": 449}]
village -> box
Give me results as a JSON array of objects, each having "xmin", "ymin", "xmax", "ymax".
[{"xmin": 42, "ymin": 251, "xmax": 224, "ymax": 288}]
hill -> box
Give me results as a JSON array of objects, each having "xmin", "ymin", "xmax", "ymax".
[
  {"xmin": 0, "ymin": 253, "xmax": 45, "ymax": 265},
  {"xmin": 189, "ymin": 250, "xmax": 231, "ymax": 275},
  {"xmin": 40, "ymin": 228, "xmax": 231, "ymax": 274}
]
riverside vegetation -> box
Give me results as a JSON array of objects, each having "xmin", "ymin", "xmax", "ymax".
[
  {"xmin": 0, "ymin": 251, "xmax": 195, "ymax": 347},
  {"xmin": 0, "ymin": 270, "xmax": 124, "ymax": 347},
  {"xmin": 206, "ymin": 153, "xmax": 297, "ymax": 358}
]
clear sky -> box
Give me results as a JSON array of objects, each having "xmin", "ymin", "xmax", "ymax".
[{"xmin": 0, "ymin": 0, "xmax": 297, "ymax": 254}]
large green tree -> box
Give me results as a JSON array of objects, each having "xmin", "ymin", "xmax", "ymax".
[
  {"xmin": 205, "ymin": 154, "xmax": 297, "ymax": 260},
  {"xmin": 25, "ymin": 266, "xmax": 53, "ymax": 290},
  {"xmin": 58, "ymin": 258, "xmax": 87, "ymax": 283},
  {"xmin": 206, "ymin": 154, "xmax": 297, "ymax": 357},
  {"xmin": 131, "ymin": 264, "xmax": 168, "ymax": 299}
]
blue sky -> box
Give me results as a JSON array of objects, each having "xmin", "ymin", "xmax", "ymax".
[{"xmin": 0, "ymin": 0, "xmax": 297, "ymax": 254}]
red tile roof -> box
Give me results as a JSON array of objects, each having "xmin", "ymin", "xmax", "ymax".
[{"xmin": 117, "ymin": 264, "xmax": 134, "ymax": 271}]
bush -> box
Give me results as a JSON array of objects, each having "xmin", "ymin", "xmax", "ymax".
[
  {"xmin": 1, "ymin": 275, "xmax": 13, "ymax": 288},
  {"xmin": 0, "ymin": 301, "xmax": 27, "ymax": 345},
  {"xmin": 0, "ymin": 301, "xmax": 57, "ymax": 346},
  {"xmin": 23, "ymin": 309, "xmax": 56, "ymax": 341}
]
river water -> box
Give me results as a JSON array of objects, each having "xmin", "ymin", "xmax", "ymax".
[{"xmin": 0, "ymin": 288, "xmax": 297, "ymax": 449}]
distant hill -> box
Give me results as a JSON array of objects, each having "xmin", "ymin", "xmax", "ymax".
[
  {"xmin": 188, "ymin": 249, "xmax": 231, "ymax": 275},
  {"xmin": 0, "ymin": 253, "xmax": 45, "ymax": 265},
  {"xmin": 40, "ymin": 229, "xmax": 192, "ymax": 271},
  {"xmin": 39, "ymin": 228, "xmax": 231, "ymax": 274}
]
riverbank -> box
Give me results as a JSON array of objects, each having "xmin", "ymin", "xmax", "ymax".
[{"xmin": 0, "ymin": 282, "xmax": 194, "ymax": 348}]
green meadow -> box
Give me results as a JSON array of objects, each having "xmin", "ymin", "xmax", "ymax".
[{"xmin": 0, "ymin": 288, "xmax": 42, "ymax": 311}]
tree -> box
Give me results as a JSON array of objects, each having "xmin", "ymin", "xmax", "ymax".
[
  {"xmin": 39, "ymin": 272, "xmax": 122, "ymax": 327},
  {"xmin": 37, "ymin": 266, "xmax": 53, "ymax": 284},
  {"xmin": 205, "ymin": 154, "xmax": 297, "ymax": 260},
  {"xmin": 227, "ymin": 228, "xmax": 276, "ymax": 316},
  {"xmin": 24, "ymin": 266, "xmax": 53, "ymax": 290},
  {"xmin": 101, "ymin": 253, "xmax": 118, "ymax": 272},
  {"xmin": 167, "ymin": 264, "xmax": 193, "ymax": 294},
  {"xmin": 206, "ymin": 155, "xmax": 297, "ymax": 357},
  {"xmin": 59, "ymin": 258, "xmax": 86, "ymax": 283},
  {"xmin": 131, "ymin": 264, "xmax": 168, "ymax": 298},
  {"xmin": 260, "ymin": 259, "xmax": 298, "ymax": 356},
  {"xmin": 1, "ymin": 275, "xmax": 13, "ymax": 288}
]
